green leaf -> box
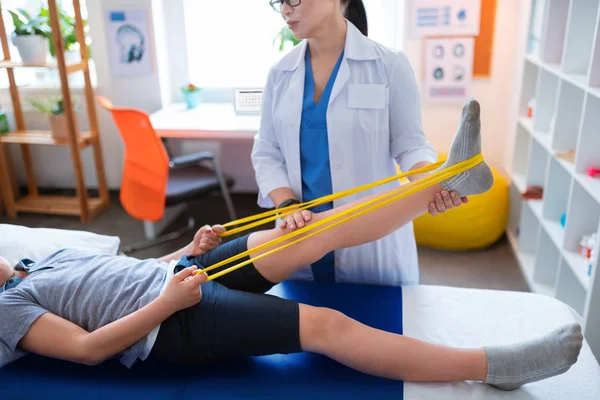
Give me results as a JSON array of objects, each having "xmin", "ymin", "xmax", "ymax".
[
  {"xmin": 8, "ymin": 10, "xmax": 24, "ymax": 30},
  {"xmin": 29, "ymin": 99, "xmax": 53, "ymax": 116},
  {"xmin": 26, "ymin": 16, "xmax": 48, "ymax": 27},
  {"xmin": 16, "ymin": 8, "xmax": 31, "ymax": 21},
  {"xmin": 48, "ymin": 37, "xmax": 56, "ymax": 57},
  {"xmin": 273, "ymin": 26, "xmax": 301, "ymax": 52},
  {"xmin": 29, "ymin": 97, "xmax": 66, "ymax": 116},
  {"xmin": 9, "ymin": 8, "xmax": 51, "ymax": 36}
]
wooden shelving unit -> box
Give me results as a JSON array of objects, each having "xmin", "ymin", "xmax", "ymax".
[
  {"xmin": 0, "ymin": 0, "xmax": 108, "ymax": 223},
  {"xmin": 508, "ymin": 0, "xmax": 600, "ymax": 361}
]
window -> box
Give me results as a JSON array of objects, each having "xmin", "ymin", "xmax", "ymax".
[
  {"xmin": 364, "ymin": 0, "xmax": 403, "ymax": 50},
  {"xmin": 183, "ymin": 0, "xmax": 403, "ymax": 89},
  {"xmin": 183, "ymin": 0, "xmax": 289, "ymax": 88}
]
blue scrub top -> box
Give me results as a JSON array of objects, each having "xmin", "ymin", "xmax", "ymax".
[{"xmin": 299, "ymin": 48, "xmax": 344, "ymax": 282}]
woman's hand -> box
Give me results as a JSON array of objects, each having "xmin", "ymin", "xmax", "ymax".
[
  {"xmin": 160, "ymin": 267, "xmax": 208, "ymax": 313},
  {"xmin": 189, "ymin": 225, "xmax": 225, "ymax": 256},
  {"xmin": 280, "ymin": 210, "xmax": 312, "ymax": 231},
  {"xmin": 428, "ymin": 190, "xmax": 468, "ymax": 216}
]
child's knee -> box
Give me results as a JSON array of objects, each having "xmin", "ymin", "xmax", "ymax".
[{"xmin": 298, "ymin": 305, "xmax": 350, "ymax": 352}]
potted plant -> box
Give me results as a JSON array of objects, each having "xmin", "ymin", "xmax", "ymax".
[
  {"xmin": 181, "ymin": 83, "xmax": 202, "ymax": 109},
  {"xmin": 273, "ymin": 26, "xmax": 301, "ymax": 52},
  {"xmin": 8, "ymin": 8, "xmax": 51, "ymax": 65},
  {"xmin": 41, "ymin": 5, "xmax": 92, "ymax": 63},
  {"xmin": 29, "ymin": 97, "xmax": 75, "ymax": 140}
]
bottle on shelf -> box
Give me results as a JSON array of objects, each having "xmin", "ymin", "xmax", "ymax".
[
  {"xmin": 580, "ymin": 233, "xmax": 598, "ymax": 278},
  {"xmin": 580, "ymin": 235, "xmax": 594, "ymax": 258},
  {"xmin": 527, "ymin": 98, "xmax": 535, "ymax": 118}
]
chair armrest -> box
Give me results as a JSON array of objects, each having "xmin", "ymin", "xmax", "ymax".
[{"xmin": 169, "ymin": 151, "xmax": 216, "ymax": 169}]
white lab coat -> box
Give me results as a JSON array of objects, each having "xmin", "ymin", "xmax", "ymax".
[{"xmin": 251, "ymin": 21, "xmax": 437, "ymax": 286}]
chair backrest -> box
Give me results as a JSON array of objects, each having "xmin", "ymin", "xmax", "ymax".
[{"xmin": 97, "ymin": 96, "xmax": 169, "ymax": 222}]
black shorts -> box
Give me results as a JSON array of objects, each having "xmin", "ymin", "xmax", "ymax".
[{"xmin": 148, "ymin": 234, "xmax": 302, "ymax": 366}]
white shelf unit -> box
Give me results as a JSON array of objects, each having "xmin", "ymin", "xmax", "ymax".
[{"xmin": 509, "ymin": 0, "xmax": 600, "ymax": 361}]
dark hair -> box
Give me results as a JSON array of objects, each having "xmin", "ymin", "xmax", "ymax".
[{"xmin": 343, "ymin": 0, "xmax": 368, "ymax": 36}]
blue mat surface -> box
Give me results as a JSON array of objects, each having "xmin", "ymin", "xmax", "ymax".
[{"xmin": 0, "ymin": 280, "xmax": 404, "ymax": 400}]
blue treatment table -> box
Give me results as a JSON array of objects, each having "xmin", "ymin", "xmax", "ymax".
[{"xmin": 0, "ymin": 280, "xmax": 404, "ymax": 400}]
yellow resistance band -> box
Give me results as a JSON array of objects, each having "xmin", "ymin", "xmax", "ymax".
[
  {"xmin": 196, "ymin": 154, "xmax": 483, "ymax": 281},
  {"xmin": 220, "ymin": 158, "xmax": 447, "ymax": 237}
]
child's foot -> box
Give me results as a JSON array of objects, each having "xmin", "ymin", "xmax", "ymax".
[
  {"xmin": 435, "ymin": 98, "xmax": 493, "ymax": 197},
  {"xmin": 484, "ymin": 323, "xmax": 583, "ymax": 390}
]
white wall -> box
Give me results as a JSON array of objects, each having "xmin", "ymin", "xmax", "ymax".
[{"xmin": 402, "ymin": 0, "xmax": 521, "ymax": 174}]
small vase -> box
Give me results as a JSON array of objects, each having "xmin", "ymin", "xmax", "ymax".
[
  {"xmin": 49, "ymin": 114, "xmax": 69, "ymax": 140},
  {"xmin": 12, "ymin": 34, "xmax": 48, "ymax": 65},
  {"xmin": 183, "ymin": 90, "xmax": 201, "ymax": 109}
]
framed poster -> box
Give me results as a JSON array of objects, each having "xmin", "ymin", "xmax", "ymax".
[
  {"xmin": 423, "ymin": 37, "xmax": 474, "ymax": 103},
  {"xmin": 105, "ymin": 9, "xmax": 154, "ymax": 77},
  {"xmin": 410, "ymin": 0, "xmax": 481, "ymax": 38}
]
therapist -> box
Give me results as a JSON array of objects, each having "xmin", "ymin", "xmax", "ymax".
[{"xmin": 252, "ymin": 0, "xmax": 467, "ymax": 286}]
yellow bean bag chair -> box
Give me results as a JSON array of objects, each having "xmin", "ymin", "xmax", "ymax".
[{"xmin": 400, "ymin": 153, "xmax": 509, "ymax": 251}]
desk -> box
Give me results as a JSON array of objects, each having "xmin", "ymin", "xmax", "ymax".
[
  {"xmin": 150, "ymin": 103, "xmax": 260, "ymax": 140},
  {"xmin": 149, "ymin": 103, "xmax": 260, "ymax": 193}
]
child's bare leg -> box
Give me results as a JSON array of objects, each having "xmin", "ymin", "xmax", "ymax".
[
  {"xmin": 299, "ymin": 305, "xmax": 582, "ymax": 388},
  {"xmin": 299, "ymin": 304, "xmax": 487, "ymax": 381},
  {"xmin": 248, "ymin": 182, "xmax": 444, "ymax": 283}
]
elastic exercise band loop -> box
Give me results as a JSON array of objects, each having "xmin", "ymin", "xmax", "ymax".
[
  {"xmin": 220, "ymin": 159, "xmax": 446, "ymax": 237},
  {"xmin": 195, "ymin": 154, "xmax": 483, "ymax": 281},
  {"xmin": 202, "ymin": 163, "xmax": 467, "ymax": 281}
]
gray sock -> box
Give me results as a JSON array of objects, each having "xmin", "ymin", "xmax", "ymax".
[
  {"xmin": 484, "ymin": 323, "xmax": 583, "ymax": 391},
  {"xmin": 434, "ymin": 98, "xmax": 493, "ymax": 197}
]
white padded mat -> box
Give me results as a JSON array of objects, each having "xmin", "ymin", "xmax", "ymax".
[{"xmin": 403, "ymin": 285, "xmax": 600, "ymax": 399}]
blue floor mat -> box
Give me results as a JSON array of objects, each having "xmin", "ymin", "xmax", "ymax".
[{"xmin": 0, "ymin": 280, "xmax": 404, "ymax": 400}]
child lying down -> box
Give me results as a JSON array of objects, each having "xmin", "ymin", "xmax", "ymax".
[{"xmin": 0, "ymin": 100, "xmax": 582, "ymax": 391}]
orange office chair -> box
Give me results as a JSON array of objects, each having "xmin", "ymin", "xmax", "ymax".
[{"xmin": 97, "ymin": 96, "xmax": 237, "ymax": 253}]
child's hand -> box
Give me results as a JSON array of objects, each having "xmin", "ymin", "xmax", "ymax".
[
  {"xmin": 189, "ymin": 225, "xmax": 225, "ymax": 256},
  {"xmin": 160, "ymin": 266, "xmax": 207, "ymax": 312},
  {"xmin": 428, "ymin": 190, "xmax": 468, "ymax": 216}
]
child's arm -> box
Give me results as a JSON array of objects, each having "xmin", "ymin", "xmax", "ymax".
[{"xmin": 18, "ymin": 267, "xmax": 207, "ymax": 366}]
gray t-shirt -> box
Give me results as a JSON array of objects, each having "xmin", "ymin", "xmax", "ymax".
[{"xmin": 0, "ymin": 249, "xmax": 169, "ymax": 368}]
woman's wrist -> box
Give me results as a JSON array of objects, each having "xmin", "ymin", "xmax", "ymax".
[
  {"xmin": 269, "ymin": 187, "xmax": 297, "ymax": 208},
  {"xmin": 277, "ymin": 198, "xmax": 300, "ymax": 209}
]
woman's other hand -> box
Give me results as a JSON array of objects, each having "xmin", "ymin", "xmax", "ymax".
[{"xmin": 280, "ymin": 210, "xmax": 312, "ymax": 231}]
